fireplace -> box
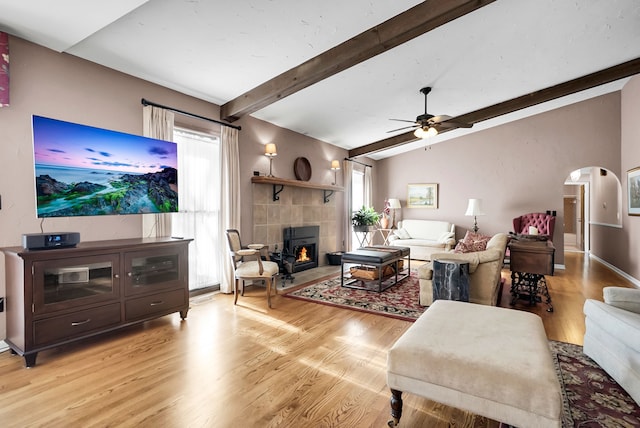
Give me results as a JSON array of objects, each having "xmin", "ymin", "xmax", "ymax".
[{"xmin": 283, "ymin": 226, "xmax": 319, "ymax": 273}]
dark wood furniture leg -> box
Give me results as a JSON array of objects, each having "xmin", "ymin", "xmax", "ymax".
[
  {"xmin": 388, "ymin": 388, "xmax": 403, "ymax": 427},
  {"xmin": 25, "ymin": 353, "xmax": 37, "ymax": 368}
]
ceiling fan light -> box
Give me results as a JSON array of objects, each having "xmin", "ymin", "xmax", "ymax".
[
  {"xmin": 414, "ymin": 127, "xmax": 426, "ymax": 138},
  {"xmin": 426, "ymin": 126, "xmax": 438, "ymax": 137}
]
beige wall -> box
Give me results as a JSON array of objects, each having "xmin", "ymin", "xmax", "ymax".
[
  {"xmin": 233, "ymin": 115, "xmax": 348, "ymax": 250},
  {"xmin": 589, "ymin": 167, "xmax": 623, "ymax": 226},
  {"xmin": 0, "ymin": 37, "xmax": 227, "ymax": 247},
  {"xmin": 603, "ymin": 74, "xmax": 640, "ymax": 280},
  {"xmin": 376, "ymin": 91, "xmax": 626, "ymax": 268}
]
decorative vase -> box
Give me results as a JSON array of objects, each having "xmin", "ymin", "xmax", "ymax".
[{"xmin": 380, "ymin": 216, "xmax": 390, "ymax": 229}]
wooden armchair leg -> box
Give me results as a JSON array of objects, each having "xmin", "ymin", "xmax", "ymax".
[
  {"xmin": 266, "ymin": 278, "xmax": 272, "ymax": 308},
  {"xmin": 234, "ymin": 279, "xmax": 239, "ymax": 305}
]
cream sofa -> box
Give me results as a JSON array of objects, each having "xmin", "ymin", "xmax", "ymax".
[
  {"xmin": 387, "ymin": 219, "xmax": 456, "ymax": 261},
  {"xmin": 583, "ymin": 287, "xmax": 640, "ymax": 405},
  {"xmin": 417, "ymin": 233, "xmax": 508, "ymax": 306}
]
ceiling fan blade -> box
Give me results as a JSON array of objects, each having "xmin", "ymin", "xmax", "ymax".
[
  {"xmin": 389, "ymin": 118, "xmax": 418, "ymax": 123},
  {"xmin": 387, "ymin": 125, "xmax": 418, "ymax": 133},
  {"xmin": 428, "ymin": 115, "xmax": 452, "ymax": 124}
]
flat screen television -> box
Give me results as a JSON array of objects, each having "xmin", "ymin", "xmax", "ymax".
[{"xmin": 32, "ymin": 115, "xmax": 178, "ymax": 218}]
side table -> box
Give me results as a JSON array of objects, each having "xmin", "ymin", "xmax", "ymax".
[
  {"xmin": 508, "ymin": 239, "xmax": 555, "ymax": 312},
  {"xmin": 432, "ymin": 259, "xmax": 470, "ymax": 302},
  {"xmin": 376, "ymin": 228, "xmax": 394, "ymax": 246}
]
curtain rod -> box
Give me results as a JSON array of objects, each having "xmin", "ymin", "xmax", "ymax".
[
  {"xmin": 344, "ymin": 157, "xmax": 372, "ymax": 168},
  {"xmin": 141, "ymin": 98, "xmax": 241, "ymax": 131}
]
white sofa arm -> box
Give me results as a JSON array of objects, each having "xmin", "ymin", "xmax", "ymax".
[{"xmin": 604, "ymin": 287, "xmax": 640, "ymax": 314}]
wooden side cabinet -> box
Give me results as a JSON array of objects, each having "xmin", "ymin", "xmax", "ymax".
[{"xmin": 1, "ymin": 237, "xmax": 192, "ymax": 367}]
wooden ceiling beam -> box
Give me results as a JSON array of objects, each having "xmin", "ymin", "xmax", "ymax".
[
  {"xmin": 220, "ymin": 0, "xmax": 497, "ymax": 122},
  {"xmin": 348, "ymin": 57, "xmax": 640, "ymax": 158}
]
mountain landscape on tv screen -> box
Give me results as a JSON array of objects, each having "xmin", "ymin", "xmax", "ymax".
[{"xmin": 32, "ymin": 116, "xmax": 178, "ymax": 217}]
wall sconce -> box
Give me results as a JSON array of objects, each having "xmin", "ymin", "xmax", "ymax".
[
  {"xmin": 265, "ymin": 143, "xmax": 277, "ymax": 177},
  {"xmin": 330, "ymin": 160, "xmax": 340, "ymax": 185},
  {"xmin": 387, "ymin": 198, "xmax": 401, "ymax": 228},
  {"xmin": 465, "ymin": 198, "xmax": 485, "ymax": 232}
]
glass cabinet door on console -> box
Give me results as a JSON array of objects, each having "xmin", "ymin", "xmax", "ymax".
[
  {"xmin": 124, "ymin": 246, "xmax": 186, "ymax": 296},
  {"xmin": 33, "ymin": 254, "xmax": 120, "ymax": 314}
]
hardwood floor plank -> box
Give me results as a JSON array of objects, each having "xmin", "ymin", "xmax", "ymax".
[{"xmin": 0, "ymin": 252, "xmax": 635, "ymax": 427}]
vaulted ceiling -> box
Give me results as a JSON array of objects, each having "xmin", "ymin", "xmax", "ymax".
[{"xmin": 1, "ymin": 0, "xmax": 639, "ymax": 159}]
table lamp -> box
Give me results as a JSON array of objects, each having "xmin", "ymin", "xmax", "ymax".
[{"xmin": 465, "ymin": 198, "xmax": 485, "ymax": 232}]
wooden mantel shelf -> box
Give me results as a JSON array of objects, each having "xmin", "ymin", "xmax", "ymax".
[
  {"xmin": 251, "ymin": 176, "xmax": 343, "ymax": 191},
  {"xmin": 251, "ymin": 176, "xmax": 343, "ymax": 203}
]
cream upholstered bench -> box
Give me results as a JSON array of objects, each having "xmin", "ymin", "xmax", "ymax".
[{"xmin": 387, "ymin": 300, "xmax": 562, "ymax": 427}]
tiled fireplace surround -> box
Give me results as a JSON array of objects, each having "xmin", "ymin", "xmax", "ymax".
[{"xmin": 252, "ymin": 183, "xmax": 339, "ymax": 267}]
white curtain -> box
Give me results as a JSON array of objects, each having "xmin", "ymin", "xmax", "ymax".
[
  {"xmin": 219, "ymin": 126, "xmax": 241, "ymax": 294},
  {"xmin": 142, "ymin": 105, "xmax": 174, "ymax": 237},
  {"xmin": 343, "ymin": 159, "xmax": 353, "ymax": 252},
  {"xmin": 172, "ymin": 129, "xmax": 221, "ymax": 290}
]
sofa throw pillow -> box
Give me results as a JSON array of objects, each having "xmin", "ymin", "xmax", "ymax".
[
  {"xmin": 437, "ymin": 231, "xmax": 454, "ymax": 243},
  {"xmin": 454, "ymin": 231, "xmax": 491, "ymax": 253},
  {"xmin": 393, "ymin": 228, "xmax": 411, "ymax": 240}
]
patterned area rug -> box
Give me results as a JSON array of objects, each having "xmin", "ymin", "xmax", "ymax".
[
  {"xmin": 283, "ymin": 270, "xmax": 425, "ymax": 321},
  {"xmin": 550, "ymin": 340, "xmax": 639, "ymax": 427}
]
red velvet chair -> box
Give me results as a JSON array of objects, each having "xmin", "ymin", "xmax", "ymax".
[{"xmin": 512, "ymin": 212, "xmax": 556, "ymax": 239}]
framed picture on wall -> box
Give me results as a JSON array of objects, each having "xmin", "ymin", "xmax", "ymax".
[
  {"xmin": 407, "ymin": 183, "xmax": 438, "ymax": 209},
  {"xmin": 628, "ymin": 167, "xmax": 640, "ymax": 216}
]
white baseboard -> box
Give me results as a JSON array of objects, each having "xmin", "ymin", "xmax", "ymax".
[
  {"xmin": 0, "ymin": 340, "xmax": 9, "ymax": 353},
  {"xmin": 590, "ymin": 254, "xmax": 640, "ymax": 289}
]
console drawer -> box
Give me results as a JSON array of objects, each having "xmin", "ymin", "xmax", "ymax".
[
  {"xmin": 125, "ymin": 289, "xmax": 186, "ymax": 322},
  {"xmin": 34, "ymin": 303, "xmax": 121, "ymax": 346}
]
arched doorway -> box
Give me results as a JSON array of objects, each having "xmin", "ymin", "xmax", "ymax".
[{"xmin": 564, "ymin": 166, "xmax": 622, "ymax": 254}]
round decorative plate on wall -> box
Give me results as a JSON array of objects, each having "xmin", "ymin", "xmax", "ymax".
[{"xmin": 294, "ymin": 157, "xmax": 312, "ymax": 181}]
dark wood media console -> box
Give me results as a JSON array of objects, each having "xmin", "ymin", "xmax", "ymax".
[{"xmin": 1, "ymin": 237, "xmax": 192, "ymax": 367}]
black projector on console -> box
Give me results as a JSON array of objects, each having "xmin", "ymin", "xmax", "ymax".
[{"xmin": 22, "ymin": 232, "xmax": 80, "ymax": 250}]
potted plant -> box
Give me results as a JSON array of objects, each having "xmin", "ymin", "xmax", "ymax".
[{"xmin": 352, "ymin": 206, "xmax": 381, "ymax": 232}]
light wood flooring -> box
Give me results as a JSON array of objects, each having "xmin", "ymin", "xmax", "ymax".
[{"xmin": 0, "ymin": 252, "xmax": 635, "ymax": 427}]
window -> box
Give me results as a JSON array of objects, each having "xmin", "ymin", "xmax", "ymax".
[
  {"xmin": 351, "ymin": 169, "xmax": 365, "ymax": 250},
  {"xmin": 172, "ymin": 128, "xmax": 221, "ymax": 290},
  {"xmin": 352, "ymin": 169, "xmax": 365, "ymax": 212}
]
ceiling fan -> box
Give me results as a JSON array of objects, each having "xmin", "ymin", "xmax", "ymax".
[{"xmin": 388, "ymin": 87, "xmax": 473, "ymax": 138}]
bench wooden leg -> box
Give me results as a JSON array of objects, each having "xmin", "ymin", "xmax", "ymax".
[{"xmin": 388, "ymin": 388, "xmax": 403, "ymax": 427}]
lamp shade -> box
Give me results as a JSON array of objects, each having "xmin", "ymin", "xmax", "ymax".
[
  {"xmin": 331, "ymin": 160, "xmax": 340, "ymax": 170},
  {"xmin": 465, "ymin": 198, "xmax": 485, "ymax": 216},
  {"xmin": 265, "ymin": 143, "xmax": 277, "ymax": 156},
  {"xmin": 387, "ymin": 198, "xmax": 401, "ymax": 209}
]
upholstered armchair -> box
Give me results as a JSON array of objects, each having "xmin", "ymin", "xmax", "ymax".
[
  {"xmin": 417, "ymin": 233, "xmax": 509, "ymax": 307},
  {"xmin": 225, "ymin": 229, "xmax": 280, "ymax": 308},
  {"xmin": 512, "ymin": 212, "xmax": 556, "ymax": 239},
  {"xmin": 584, "ymin": 287, "xmax": 640, "ymax": 405}
]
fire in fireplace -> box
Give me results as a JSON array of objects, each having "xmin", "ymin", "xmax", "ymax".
[{"xmin": 283, "ymin": 225, "xmax": 319, "ymax": 273}]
